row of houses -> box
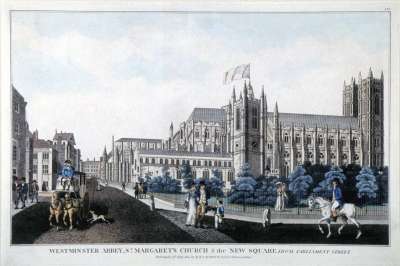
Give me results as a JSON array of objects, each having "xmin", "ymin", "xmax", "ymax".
[{"xmin": 12, "ymin": 86, "xmax": 81, "ymax": 191}]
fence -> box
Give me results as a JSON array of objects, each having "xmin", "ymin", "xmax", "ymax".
[{"xmin": 153, "ymin": 190, "xmax": 388, "ymax": 220}]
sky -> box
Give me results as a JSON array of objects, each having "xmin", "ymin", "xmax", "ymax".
[{"xmin": 11, "ymin": 11, "xmax": 390, "ymax": 161}]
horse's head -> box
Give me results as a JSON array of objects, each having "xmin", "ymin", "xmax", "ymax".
[
  {"xmin": 52, "ymin": 192, "xmax": 59, "ymax": 200},
  {"xmin": 65, "ymin": 192, "xmax": 71, "ymax": 200},
  {"xmin": 307, "ymin": 195, "xmax": 316, "ymax": 211}
]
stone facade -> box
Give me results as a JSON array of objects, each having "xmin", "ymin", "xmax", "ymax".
[
  {"xmin": 81, "ymin": 158, "xmax": 101, "ymax": 178},
  {"xmin": 101, "ymin": 69, "xmax": 384, "ymax": 184},
  {"xmin": 52, "ymin": 131, "xmax": 81, "ymax": 172}
]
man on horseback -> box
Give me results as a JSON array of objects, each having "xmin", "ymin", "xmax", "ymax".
[{"xmin": 331, "ymin": 178, "xmax": 343, "ymax": 221}]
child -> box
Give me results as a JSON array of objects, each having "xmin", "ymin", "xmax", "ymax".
[{"xmin": 214, "ymin": 199, "xmax": 224, "ymax": 230}]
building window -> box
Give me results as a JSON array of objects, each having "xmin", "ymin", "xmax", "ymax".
[
  {"xmin": 374, "ymin": 138, "xmax": 380, "ymax": 148},
  {"xmin": 236, "ymin": 108, "xmax": 241, "ymax": 130},
  {"xmin": 306, "ymin": 135, "xmax": 312, "ymax": 145},
  {"xmin": 295, "ymin": 134, "xmax": 301, "ymax": 144},
  {"xmin": 227, "ymin": 172, "xmax": 234, "ymax": 182},
  {"xmin": 33, "ymin": 153, "xmax": 37, "ymax": 159},
  {"xmin": 195, "ymin": 131, "xmax": 200, "ymax": 138},
  {"xmin": 205, "ymin": 129, "xmax": 210, "ymax": 139},
  {"xmin": 145, "ymin": 158, "xmax": 149, "ymax": 164},
  {"xmin": 12, "ymin": 145, "xmax": 17, "ymax": 161},
  {"xmin": 252, "ymin": 107, "xmax": 258, "ymax": 129},
  {"xmin": 284, "ymin": 151, "xmax": 290, "ymax": 158},
  {"xmin": 160, "ymin": 158, "xmax": 163, "ymax": 164},
  {"xmin": 202, "ymin": 170, "xmax": 209, "ymax": 179},
  {"xmin": 374, "ymin": 97, "xmax": 380, "ymax": 115},
  {"xmin": 308, "ymin": 152, "xmax": 313, "ymax": 159},
  {"xmin": 197, "ymin": 160, "xmax": 201, "ymax": 166},
  {"xmin": 342, "ymin": 154, "xmax": 348, "ymax": 160},
  {"xmin": 14, "ymin": 102, "xmax": 19, "ymax": 113},
  {"xmin": 283, "ymin": 133, "xmax": 289, "ymax": 143},
  {"xmin": 354, "ymin": 154, "xmax": 359, "ymax": 161},
  {"xmin": 297, "ymin": 152, "xmax": 302, "ymax": 158},
  {"xmin": 328, "ymin": 136, "xmax": 334, "ymax": 146},
  {"xmin": 33, "ymin": 164, "xmax": 37, "ymax": 174},
  {"xmin": 267, "ymin": 143, "xmax": 273, "ymax": 150},
  {"xmin": 340, "ymin": 137, "xmax": 347, "ymax": 146},
  {"xmin": 317, "ymin": 135, "xmax": 324, "ymax": 145},
  {"xmin": 353, "ymin": 137, "xmax": 359, "ymax": 147},
  {"xmin": 330, "ymin": 153, "xmax": 336, "ymax": 159},
  {"xmin": 319, "ymin": 152, "xmax": 324, "ymax": 159},
  {"xmin": 14, "ymin": 123, "xmax": 19, "ymax": 135},
  {"xmin": 43, "ymin": 165, "xmax": 49, "ymax": 174},
  {"xmin": 228, "ymin": 162, "xmax": 232, "ymax": 167},
  {"xmin": 218, "ymin": 161, "xmax": 221, "ymax": 167},
  {"xmin": 43, "ymin": 152, "xmax": 49, "ymax": 160},
  {"xmin": 193, "ymin": 160, "xmax": 196, "ymax": 166}
]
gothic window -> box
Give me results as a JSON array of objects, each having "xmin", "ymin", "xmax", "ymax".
[
  {"xmin": 330, "ymin": 153, "xmax": 336, "ymax": 159},
  {"xmin": 317, "ymin": 135, "xmax": 324, "ymax": 145},
  {"xmin": 297, "ymin": 152, "xmax": 302, "ymax": 158},
  {"xmin": 252, "ymin": 141, "xmax": 258, "ymax": 149},
  {"xmin": 319, "ymin": 152, "xmax": 324, "ymax": 159},
  {"xmin": 14, "ymin": 102, "xmax": 19, "ymax": 113},
  {"xmin": 252, "ymin": 107, "xmax": 258, "ymax": 129},
  {"xmin": 177, "ymin": 170, "xmax": 182, "ymax": 179},
  {"xmin": 227, "ymin": 172, "xmax": 234, "ymax": 182},
  {"xmin": 180, "ymin": 129, "xmax": 183, "ymax": 139},
  {"xmin": 306, "ymin": 135, "xmax": 312, "ymax": 145},
  {"xmin": 353, "ymin": 137, "xmax": 359, "ymax": 147},
  {"xmin": 354, "ymin": 154, "xmax": 359, "ymax": 161},
  {"xmin": 308, "ymin": 152, "xmax": 313, "ymax": 159},
  {"xmin": 284, "ymin": 133, "xmax": 289, "ymax": 143},
  {"xmin": 267, "ymin": 143, "xmax": 273, "ymax": 150},
  {"xmin": 374, "ymin": 138, "xmax": 380, "ymax": 148},
  {"xmin": 328, "ymin": 136, "xmax": 334, "ymax": 146},
  {"xmin": 145, "ymin": 158, "xmax": 149, "ymax": 164},
  {"xmin": 14, "ymin": 123, "xmax": 19, "ymax": 135},
  {"xmin": 342, "ymin": 154, "xmax": 348, "ymax": 160},
  {"xmin": 236, "ymin": 108, "xmax": 241, "ymax": 130},
  {"xmin": 374, "ymin": 97, "xmax": 380, "ymax": 115},
  {"xmin": 284, "ymin": 151, "xmax": 290, "ymax": 158},
  {"xmin": 151, "ymin": 158, "xmax": 155, "ymax": 164},
  {"xmin": 43, "ymin": 152, "xmax": 49, "ymax": 160},
  {"xmin": 340, "ymin": 137, "xmax": 347, "ymax": 146},
  {"xmin": 295, "ymin": 134, "xmax": 301, "ymax": 144},
  {"xmin": 284, "ymin": 162, "xmax": 290, "ymax": 177},
  {"xmin": 193, "ymin": 160, "xmax": 196, "ymax": 166},
  {"xmin": 205, "ymin": 129, "xmax": 210, "ymax": 139},
  {"xmin": 202, "ymin": 170, "xmax": 210, "ymax": 179}
]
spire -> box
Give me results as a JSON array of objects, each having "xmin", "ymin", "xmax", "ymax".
[
  {"xmin": 243, "ymin": 80, "xmax": 248, "ymax": 99},
  {"xmin": 274, "ymin": 101, "xmax": 279, "ymax": 115},
  {"xmin": 169, "ymin": 122, "xmax": 174, "ymax": 139},
  {"xmin": 381, "ymin": 70, "xmax": 384, "ymax": 81},
  {"xmin": 247, "ymin": 80, "xmax": 254, "ymax": 99},
  {"xmin": 261, "ymin": 85, "xmax": 265, "ymax": 97},
  {"xmin": 239, "ymin": 91, "xmax": 243, "ymax": 100},
  {"xmin": 103, "ymin": 145, "xmax": 107, "ymax": 155},
  {"xmin": 232, "ymin": 86, "xmax": 236, "ymax": 101},
  {"xmin": 368, "ymin": 67, "xmax": 373, "ymax": 78},
  {"xmin": 358, "ymin": 71, "xmax": 362, "ymax": 83}
]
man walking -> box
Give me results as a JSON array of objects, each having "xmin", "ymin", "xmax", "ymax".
[
  {"xmin": 31, "ymin": 180, "xmax": 39, "ymax": 203},
  {"xmin": 12, "ymin": 176, "xmax": 19, "ymax": 209}
]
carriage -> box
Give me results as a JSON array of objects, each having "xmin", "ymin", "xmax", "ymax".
[{"xmin": 52, "ymin": 171, "xmax": 94, "ymax": 227}]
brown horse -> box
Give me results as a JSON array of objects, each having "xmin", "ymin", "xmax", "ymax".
[
  {"xmin": 49, "ymin": 192, "xmax": 63, "ymax": 230},
  {"xmin": 63, "ymin": 192, "xmax": 81, "ymax": 230}
]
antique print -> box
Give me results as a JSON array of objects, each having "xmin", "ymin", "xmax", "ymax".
[{"xmin": 1, "ymin": 2, "xmax": 399, "ymax": 266}]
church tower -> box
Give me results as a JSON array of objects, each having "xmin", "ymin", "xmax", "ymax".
[
  {"xmin": 357, "ymin": 68, "xmax": 384, "ymax": 168},
  {"xmin": 231, "ymin": 81, "xmax": 264, "ymax": 177}
]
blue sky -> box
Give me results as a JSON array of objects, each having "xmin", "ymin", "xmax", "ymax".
[{"xmin": 11, "ymin": 11, "xmax": 390, "ymax": 160}]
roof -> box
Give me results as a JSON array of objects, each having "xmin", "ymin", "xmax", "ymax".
[
  {"xmin": 187, "ymin": 108, "xmax": 226, "ymax": 123},
  {"xmin": 53, "ymin": 132, "xmax": 75, "ymax": 145},
  {"xmin": 138, "ymin": 149, "xmax": 232, "ymax": 159},
  {"xmin": 268, "ymin": 112, "xmax": 358, "ymax": 129},
  {"xmin": 33, "ymin": 139, "xmax": 52, "ymax": 149},
  {"xmin": 116, "ymin": 138, "xmax": 162, "ymax": 143}
]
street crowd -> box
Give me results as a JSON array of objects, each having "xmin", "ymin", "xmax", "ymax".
[{"xmin": 12, "ymin": 176, "xmax": 40, "ymax": 209}]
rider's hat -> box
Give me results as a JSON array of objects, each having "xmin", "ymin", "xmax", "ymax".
[{"xmin": 331, "ymin": 178, "xmax": 340, "ymax": 184}]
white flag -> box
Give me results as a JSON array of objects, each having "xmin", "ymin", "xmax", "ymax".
[{"xmin": 223, "ymin": 64, "xmax": 250, "ymax": 84}]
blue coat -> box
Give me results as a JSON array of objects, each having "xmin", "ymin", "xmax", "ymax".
[
  {"xmin": 332, "ymin": 187, "xmax": 343, "ymax": 204},
  {"xmin": 62, "ymin": 165, "xmax": 74, "ymax": 178}
]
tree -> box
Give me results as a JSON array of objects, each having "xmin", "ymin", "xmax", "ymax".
[
  {"xmin": 288, "ymin": 166, "xmax": 313, "ymax": 203},
  {"xmin": 147, "ymin": 169, "xmax": 181, "ymax": 193},
  {"xmin": 355, "ymin": 167, "xmax": 378, "ymax": 200},
  {"xmin": 181, "ymin": 161, "xmax": 194, "ymax": 189},
  {"xmin": 313, "ymin": 165, "xmax": 346, "ymax": 197}
]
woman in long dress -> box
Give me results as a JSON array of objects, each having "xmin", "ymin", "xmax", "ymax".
[
  {"xmin": 185, "ymin": 184, "xmax": 197, "ymax": 226},
  {"xmin": 275, "ymin": 182, "xmax": 288, "ymax": 211}
]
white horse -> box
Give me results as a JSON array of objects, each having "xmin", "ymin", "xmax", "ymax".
[{"xmin": 308, "ymin": 196, "xmax": 362, "ymax": 239}]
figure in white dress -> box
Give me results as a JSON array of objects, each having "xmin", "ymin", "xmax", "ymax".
[
  {"xmin": 185, "ymin": 184, "xmax": 197, "ymax": 226},
  {"xmin": 275, "ymin": 182, "xmax": 288, "ymax": 211}
]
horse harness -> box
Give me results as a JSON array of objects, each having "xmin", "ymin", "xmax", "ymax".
[{"xmin": 51, "ymin": 199, "xmax": 62, "ymax": 210}]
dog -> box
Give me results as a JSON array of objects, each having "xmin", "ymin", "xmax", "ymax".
[{"xmin": 87, "ymin": 210, "xmax": 110, "ymax": 224}]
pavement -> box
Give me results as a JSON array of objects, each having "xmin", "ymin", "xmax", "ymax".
[{"xmin": 11, "ymin": 192, "xmax": 49, "ymax": 216}]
